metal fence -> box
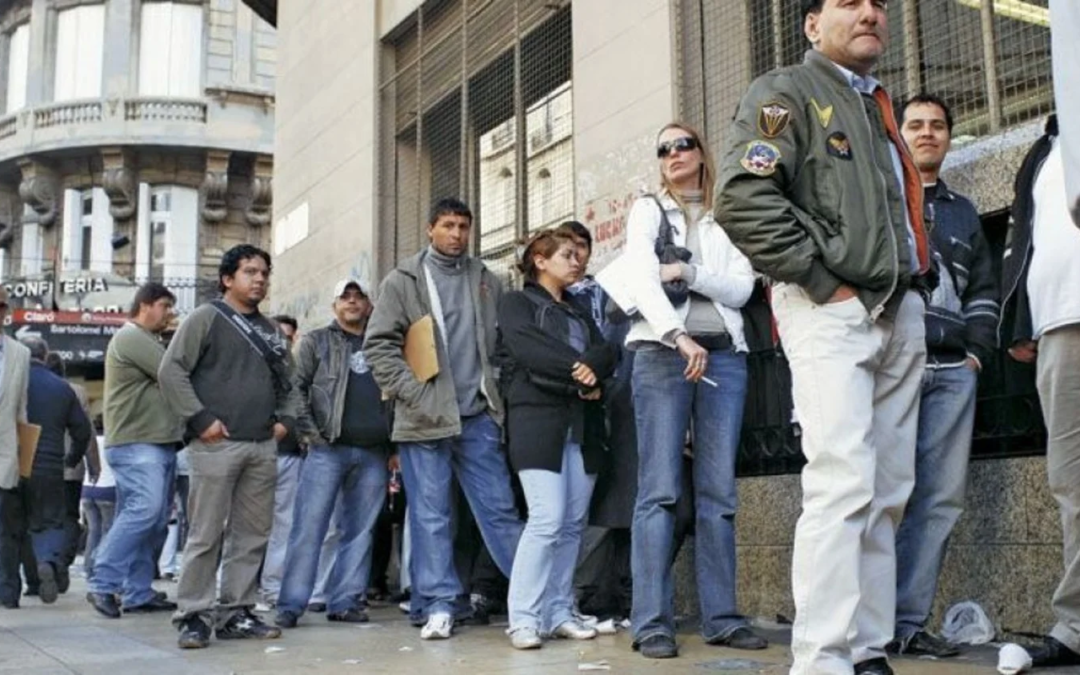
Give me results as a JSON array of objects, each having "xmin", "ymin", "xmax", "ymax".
[
  {"xmin": 679, "ymin": 0, "xmax": 1053, "ymax": 148},
  {"xmin": 377, "ymin": 0, "xmax": 574, "ymax": 286}
]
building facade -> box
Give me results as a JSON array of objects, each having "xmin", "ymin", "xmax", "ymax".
[
  {"xmin": 261, "ymin": 0, "xmax": 1058, "ymax": 634},
  {"xmin": 0, "ymin": 0, "xmax": 276, "ymax": 326}
]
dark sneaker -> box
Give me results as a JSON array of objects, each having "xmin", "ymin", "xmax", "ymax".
[
  {"xmin": 87, "ymin": 592, "xmax": 121, "ymax": 619},
  {"xmin": 464, "ymin": 593, "xmax": 491, "ymax": 626},
  {"xmin": 37, "ymin": 563, "xmax": 58, "ymax": 604},
  {"xmin": 706, "ymin": 626, "xmax": 768, "ymax": 650},
  {"xmin": 1029, "ymin": 637, "xmax": 1080, "ymax": 667},
  {"xmin": 307, "ymin": 602, "xmax": 327, "ymax": 613},
  {"xmin": 328, "ymin": 608, "xmax": 369, "ymax": 623},
  {"xmin": 274, "ymin": 611, "xmax": 299, "ymax": 629},
  {"xmin": 886, "ymin": 630, "xmax": 959, "ymax": 658},
  {"xmin": 178, "ymin": 616, "xmax": 212, "ymax": 650},
  {"xmin": 854, "ymin": 657, "xmax": 894, "ymax": 675},
  {"xmin": 123, "ymin": 596, "xmax": 178, "ymax": 613},
  {"xmin": 634, "ymin": 634, "xmax": 678, "ymax": 659},
  {"xmin": 23, "ymin": 587, "xmax": 39, "ymax": 597},
  {"xmin": 216, "ymin": 610, "xmax": 282, "ymax": 640},
  {"xmin": 56, "ymin": 566, "xmax": 70, "ymax": 594}
]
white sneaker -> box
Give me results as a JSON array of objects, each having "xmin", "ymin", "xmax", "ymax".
[
  {"xmin": 552, "ymin": 619, "xmax": 598, "ymax": 640},
  {"xmin": 509, "ymin": 627, "xmax": 542, "ymax": 650},
  {"xmin": 398, "ymin": 600, "xmax": 411, "ymax": 614},
  {"xmin": 420, "ymin": 612, "xmax": 453, "ymax": 640},
  {"xmin": 254, "ymin": 601, "xmax": 274, "ymax": 613}
]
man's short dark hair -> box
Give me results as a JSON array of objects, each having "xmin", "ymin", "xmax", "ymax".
[
  {"xmin": 129, "ymin": 281, "xmax": 176, "ymax": 317},
  {"xmin": 218, "ymin": 244, "xmax": 272, "ymax": 293},
  {"xmin": 272, "ymin": 315, "xmax": 298, "ymax": 333},
  {"xmin": 802, "ymin": 0, "xmax": 824, "ymax": 21},
  {"xmin": 428, "ymin": 197, "xmax": 472, "ymax": 227},
  {"xmin": 903, "ymin": 93, "xmax": 954, "ymax": 134},
  {"xmin": 560, "ymin": 221, "xmax": 592, "ymax": 252}
]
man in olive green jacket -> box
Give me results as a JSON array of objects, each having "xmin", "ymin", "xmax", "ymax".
[
  {"xmin": 87, "ymin": 282, "xmax": 181, "ymax": 620},
  {"xmin": 364, "ymin": 197, "xmax": 521, "ymax": 640},
  {"xmin": 716, "ymin": 2, "xmax": 933, "ymax": 675}
]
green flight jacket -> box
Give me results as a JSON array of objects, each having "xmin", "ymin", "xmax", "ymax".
[{"xmin": 717, "ymin": 49, "xmax": 929, "ymax": 321}]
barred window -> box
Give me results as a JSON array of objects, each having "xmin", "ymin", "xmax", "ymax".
[{"xmin": 377, "ymin": 0, "xmax": 573, "ymax": 284}]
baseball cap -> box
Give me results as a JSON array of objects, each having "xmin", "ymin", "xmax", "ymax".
[{"xmin": 332, "ymin": 279, "xmax": 366, "ymax": 301}]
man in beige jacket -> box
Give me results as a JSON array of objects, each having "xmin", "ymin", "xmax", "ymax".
[{"xmin": 0, "ymin": 286, "xmax": 32, "ymax": 609}]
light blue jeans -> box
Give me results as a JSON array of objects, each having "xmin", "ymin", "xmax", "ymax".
[
  {"xmin": 88, "ymin": 443, "xmax": 176, "ymax": 607},
  {"xmin": 260, "ymin": 454, "xmax": 303, "ymax": 602},
  {"xmin": 508, "ymin": 439, "xmax": 596, "ymax": 634},
  {"xmin": 894, "ymin": 364, "xmax": 978, "ymax": 638},
  {"xmin": 630, "ymin": 346, "xmax": 748, "ymax": 643}
]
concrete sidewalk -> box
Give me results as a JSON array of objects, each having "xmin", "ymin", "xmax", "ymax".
[{"xmin": 0, "ymin": 575, "xmax": 1066, "ymax": 674}]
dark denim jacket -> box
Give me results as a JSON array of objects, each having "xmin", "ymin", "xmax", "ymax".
[{"xmin": 924, "ymin": 179, "xmax": 1000, "ymax": 367}]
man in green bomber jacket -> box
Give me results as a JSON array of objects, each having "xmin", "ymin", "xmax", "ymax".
[{"xmin": 716, "ymin": 2, "xmax": 935, "ymax": 675}]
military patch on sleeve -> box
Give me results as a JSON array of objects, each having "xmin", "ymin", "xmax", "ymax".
[
  {"xmin": 740, "ymin": 140, "xmax": 782, "ymax": 177},
  {"xmin": 757, "ymin": 102, "xmax": 791, "ymax": 138},
  {"xmin": 826, "ymin": 132, "xmax": 853, "ymax": 160}
]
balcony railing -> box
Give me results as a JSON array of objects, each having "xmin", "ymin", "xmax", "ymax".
[
  {"xmin": 0, "ymin": 114, "xmax": 16, "ymax": 139},
  {"xmin": 0, "ymin": 92, "xmax": 272, "ymax": 164},
  {"xmin": 33, "ymin": 100, "xmax": 104, "ymax": 129},
  {"xmin": 124, "ymin": 98, "xmax": 207, "ymax": 123}
]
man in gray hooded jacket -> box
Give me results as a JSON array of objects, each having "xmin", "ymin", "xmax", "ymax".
[{"xmin": 364, "ymin": 197, "xmax": 522, "ymax": 640}]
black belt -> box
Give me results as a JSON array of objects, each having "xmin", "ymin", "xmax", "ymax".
[{"xmin": 689, "ymin": 333, "xmax": 732, "ymax": 352}]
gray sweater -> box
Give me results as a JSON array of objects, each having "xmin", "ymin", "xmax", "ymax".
[
  {"xmin": 158, "ymin": 302, "xmax": 296, "ymax": 442},
  {"xmin": 425, "ymin": 246, "xmax": 486, "ymax": 417}
]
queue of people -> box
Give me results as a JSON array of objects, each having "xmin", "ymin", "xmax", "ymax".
[{"xmin": 0, "ymin": 2, "xmax": 1078, "ymax": 674}]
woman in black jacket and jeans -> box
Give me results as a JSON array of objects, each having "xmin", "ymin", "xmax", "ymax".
[{"xmin": 497, "ymin": 226, "xmax": 620, "ymax": 650}]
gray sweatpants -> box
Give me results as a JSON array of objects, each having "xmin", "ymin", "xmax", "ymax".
[
  {"xmin": 173, "ymin": 439, "xmax": 277, "ymax": 627},
  {"xmin": 1039, "ymin": 324, "xmax": 1080, "ymax": 653}
]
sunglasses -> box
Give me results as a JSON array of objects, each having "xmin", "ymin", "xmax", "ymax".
[{"xmin": 657, "ymin": 136, "xmax": 699, "ymax": 159}]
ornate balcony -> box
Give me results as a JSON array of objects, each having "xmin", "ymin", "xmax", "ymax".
[{"xmin": 0, "ymin": 90, "xmax": 272, "ymax": 166}]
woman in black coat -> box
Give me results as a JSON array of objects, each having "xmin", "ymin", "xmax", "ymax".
[{"xmin": 496, "ymin": 226, "xmax": 620, "ymax": 650}]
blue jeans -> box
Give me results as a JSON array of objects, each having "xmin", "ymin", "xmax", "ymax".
[
  {"xmin": 630, "ymin": 346, "xmax": 748, "ymax": 642},
  {"xmin": 277, "ymin": 445, "xmax": 387, "ymax": 616},
  {"xmin": 508, "ymin": 440, "xmax": 596, "ymax": 634},
  {"xmin": 894, "ymin": 365, "xmax": 978, "ymax": 639},
  {"xmin": 398, "ymin": 413, "xmax": 524, "ymax": 619},
  {"xmin": 88, "ymin": 444, "xmax": 176, "ymax": 607}
]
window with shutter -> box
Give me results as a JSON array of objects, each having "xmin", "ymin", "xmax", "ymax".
[
  {"xmin": 6, "ymin": 23, "xmax": 29, "ymax": 113},
  {"xmin": 53, "ymin": 4, "xmax": 105, "ymax": 102},
  {"xmin": 139, "ymin": 2, "xmax": 204, "ymax": 97}
]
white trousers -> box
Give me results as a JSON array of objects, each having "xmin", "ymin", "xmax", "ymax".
[{"xmin": 773, "ymin": 285, "xmax": 926, "ymax": 675}]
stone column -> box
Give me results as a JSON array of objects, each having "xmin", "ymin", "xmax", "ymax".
[
  {"xmin": 103, "ymin": 0, "xmax": 135, "ymax": 97},
  {"xmin": 25, "ymin": 0, "xmax": 49, "ymax": 106}
]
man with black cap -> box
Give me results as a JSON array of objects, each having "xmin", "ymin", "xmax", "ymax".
[{"xmin": 275, "ymin": 279, "xmax": 391, "ymax": 628}]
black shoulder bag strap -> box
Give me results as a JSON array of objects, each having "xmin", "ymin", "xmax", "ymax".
[{"xmin": 210, "ymin": 300, "xmax": 291, "ymax": 394}]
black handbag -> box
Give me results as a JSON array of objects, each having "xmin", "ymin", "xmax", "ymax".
[{"xmin": 646, "ymin": 194, "xmax": 692, "ymax": 307}]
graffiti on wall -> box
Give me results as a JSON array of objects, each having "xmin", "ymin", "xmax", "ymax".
[
  {"xmin": 576, "ymin": 131, "xmax": 655, "ymax": 272},
  {"xmin": 274, "ymin": 250, "xmax": 375, "ymax": 330}
]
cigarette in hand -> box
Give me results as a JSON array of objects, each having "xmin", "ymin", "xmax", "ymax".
[{"xmin": 700, "ymin": 376, "xmax": 718, "ymax": 387}]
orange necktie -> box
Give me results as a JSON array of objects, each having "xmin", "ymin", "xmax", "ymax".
[{"xmin": 873, "ymin": 87, "xmax": 930, "ymax": 275}]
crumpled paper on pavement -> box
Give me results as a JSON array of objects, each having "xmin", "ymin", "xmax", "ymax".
[{"xmin": 997, "ymin": 643, "xmax": 1033, "ymax": 674}]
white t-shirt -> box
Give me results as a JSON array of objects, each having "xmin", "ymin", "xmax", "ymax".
[
  {"xmin": 1027, "ymin": 140, "xmax": 1080, "ymax": 338},
  {"xmin": 82, "ymin": 435, "xmax": 116, "ymax": 489}
]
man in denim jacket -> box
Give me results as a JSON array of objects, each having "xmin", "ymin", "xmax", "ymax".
[{"xmin": 890, "ymin": 94, "xmax": 999, "ymax": 658}]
